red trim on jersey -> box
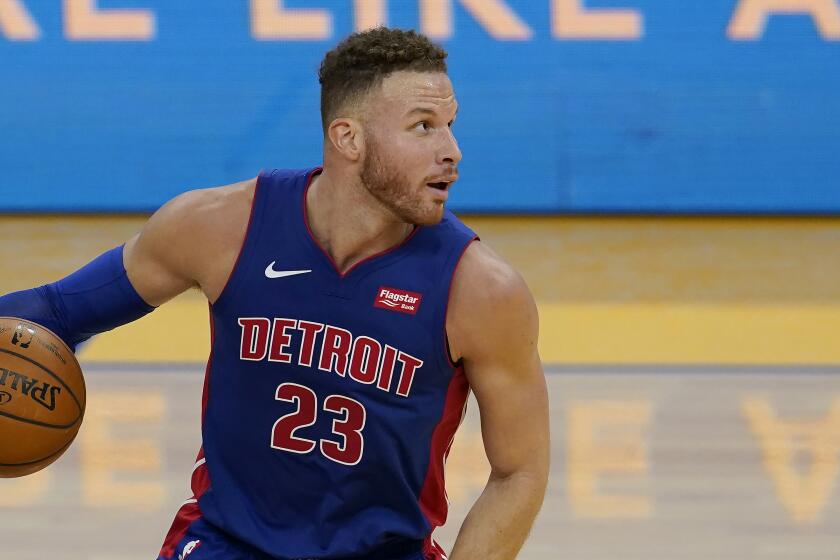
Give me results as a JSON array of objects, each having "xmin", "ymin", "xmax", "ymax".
[
  {"xmin": 191, "ymin": 447, "xmax": 211, "ymax": 499},
  {"xmin": 418, "ymin": 366, "xmax": 470, "ymax": 531},
  {"xmin": 417, "ymin": 237, "xmax": 477, "ymax": 559},
  {"xmin": 301, "ymin": 167, "xmax": 421, "ymax": 279},
  {"xmin": 158, "ymin": 309, "xmax": 216, "ymax": 558},
  {"xmin": 201, "ymin": 306, "xmax": 215, "ymax": 422},
  {"xmin": 193, "ymin": 307, "xmax": 214, "ymax": 497},
  {"xmin": 212, "ymin": 172, "xmax": 263, "ymax": 305},
  {"xmin": 442, "ymin": 238, "xmax": 478, "ymax": 368},
  {"xmin": 158, "ymin": 500, "xmax": 202, "ymax": 558},
  {"xmin": 423, "ymin": 536, "xmax": 449, "ymax": 560}
]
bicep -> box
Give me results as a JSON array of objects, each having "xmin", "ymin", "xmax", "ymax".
[
  {"xmin": 452, "ymin": 246, "xmax": 550, "ymax": 478},
  {"xmin": 123, "ymin": 179, "xmax": 256, "ymax": 307},
  {"xmin": 123, "ymin": 200, "xmax": 199, "ymax": 307},
  {"xmin": 467, "ymin": 347, "xmax": 549, "ymax": 479}
]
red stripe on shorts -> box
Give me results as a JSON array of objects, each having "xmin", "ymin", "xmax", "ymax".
[
  {"xmin": 159, "ymin": 306, "xmax": 216, "ymax": 559},
  {"xmin": 423, "ymin": 536, "xmax": 450, "ymax": 560},
  {"xmin": 158, "ymin": 500, "xmax": 202, "ymax": 559},
  {"xmin": 159, "ymin": 447, "xmax": 211, "ymax": 559}
]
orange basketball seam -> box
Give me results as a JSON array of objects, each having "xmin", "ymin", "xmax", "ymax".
[
  {"xmin": 0, "ymin": 434, "xmax": 77, "ymax": 467},
  {"xmin": 0, "ymin": 408, "xmax": 82, "ymax": 430}
]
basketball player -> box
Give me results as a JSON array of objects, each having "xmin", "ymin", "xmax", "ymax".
[{"xmin": 0, "ymin": 28, "xmax": 549, "ymax": 560}]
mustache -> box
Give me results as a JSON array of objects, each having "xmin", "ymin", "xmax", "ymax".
[{"xmin": 431, "ymin": 167, "xmax": 459, "ymax": 182}]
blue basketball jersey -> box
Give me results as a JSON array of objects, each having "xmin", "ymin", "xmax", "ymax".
[{"xmin": 161, "ymin": 168, "xmax": 478, "ymax": 560}]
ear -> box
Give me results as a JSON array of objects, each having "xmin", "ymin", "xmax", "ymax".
[{"xmin": 326, "ymin": 118, "xmax": 364, "ymax": 162}]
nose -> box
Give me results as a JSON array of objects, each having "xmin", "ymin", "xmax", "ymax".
[{"xmin": 438, "ymin": 127, "xmax": 462, "ymax": 165}]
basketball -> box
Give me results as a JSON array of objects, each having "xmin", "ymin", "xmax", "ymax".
[{"xmin": 0, "ymin": 317, "xmax": 86, "ymax": 478}]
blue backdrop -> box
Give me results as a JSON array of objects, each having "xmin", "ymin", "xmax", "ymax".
[{"xmin": 1, "ymin": 1, "xmax": 839, "ymax": 212}]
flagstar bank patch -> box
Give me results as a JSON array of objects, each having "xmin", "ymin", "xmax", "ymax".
[{"xmin": 374, "ymin": 286, "xmax": 423, "ymax": 315}]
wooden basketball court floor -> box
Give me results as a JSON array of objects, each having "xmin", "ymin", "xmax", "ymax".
[{"xmin": 2, "ymin": 215, "xmax": 840, "ymax": 559}]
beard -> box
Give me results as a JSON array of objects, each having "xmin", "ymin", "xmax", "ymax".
[{"xmin": 360, "ymin": 136, "xmax": 445, "ymax": 226}]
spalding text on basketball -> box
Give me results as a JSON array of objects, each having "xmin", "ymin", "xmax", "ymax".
[{"xmin": 0, "ymin": 367, "xmax": 62, "ymax": 411}]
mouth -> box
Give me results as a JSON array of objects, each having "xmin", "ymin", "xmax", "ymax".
[
  {"xmin": 425, "ymin": 174, "xmax": 457, "ymax": 192},
  {"xmin": 425, "ymin": 180, "xmax": 452, "ymax": 202}
]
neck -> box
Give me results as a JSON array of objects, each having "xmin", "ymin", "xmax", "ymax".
[{"xmin": 305, "ymin": 169, "xmax": 414, "ymax": 274}]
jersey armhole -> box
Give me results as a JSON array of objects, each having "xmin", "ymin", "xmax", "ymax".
[
  {"xmin": 444, "ymin": 332, "xmax": 462, "ymax": 369},
  {"xmin": 438, "ymin": 236, "xmax": 479, "ymax": 372},
  {"xmin": 209, "ymin": 173, "xmax": 266, "ymax": 310}
]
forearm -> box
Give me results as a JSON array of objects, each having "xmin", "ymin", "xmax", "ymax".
[
  {"xmin": 0, "ymin": 246, "xmax": 155, "ymax": 350},
  {"xmin": 449, "ymin": 470, "xmax": 547, "ymax": 560}
]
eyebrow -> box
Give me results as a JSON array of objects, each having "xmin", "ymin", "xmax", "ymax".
[{"xmin": 405, "ymin": 106, "xmax": 459, "ymax": 119}]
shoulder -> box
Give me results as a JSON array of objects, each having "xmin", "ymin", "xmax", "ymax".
[
  {"xmin": 453, "ymin": 242, "xmax": 527, "ymax": 305},
  {"xmin": 127, "ymin": 178, "xmax": 258, "ymax": 302},
  {"xmin": 154, "ymin": 178, "xmax": 257, "ymax": 232},
  {"xmin": 142, "ymin": 178, "xmax": 257, "ymax": 256},
  {"xmin": 446, "ymin": 241, "xmax": 538, "ymax": 364}
]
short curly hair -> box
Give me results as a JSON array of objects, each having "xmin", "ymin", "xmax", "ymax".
[{"xmin": 318, "ymin": 27, "xmax": 448, "ymax": 133}]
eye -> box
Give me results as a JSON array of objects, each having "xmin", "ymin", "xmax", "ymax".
[{"xmin": 414, "ymin": 121, "xmax": 430, "ymax": 132}]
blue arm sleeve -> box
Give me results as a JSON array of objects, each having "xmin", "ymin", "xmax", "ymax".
[{"xmin": 0, "ymin": 245, "xmax": 155, "ymax": 351}]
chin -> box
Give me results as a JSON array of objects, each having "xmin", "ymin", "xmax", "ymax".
[{"xmin": 407, "ymin": 205, "xmax": 445, "ymax": 226}]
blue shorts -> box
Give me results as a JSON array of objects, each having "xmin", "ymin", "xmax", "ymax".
[
  {"xmin": 158, "ymin": 509, "xmax": 433, "ymax": 560},
  {"xmin": 158, "ymin": 516, "xmax": 268, "ymax": 560}
]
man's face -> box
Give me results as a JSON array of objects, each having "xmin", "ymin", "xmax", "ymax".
[{"xmin": 359, "ymin": 71, "xmax": 461, "ymax": 226}]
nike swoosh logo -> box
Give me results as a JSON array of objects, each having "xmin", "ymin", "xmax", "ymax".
[{"xmin": 265, "ymin": 262, "xmax": 312, "ymax": 279}]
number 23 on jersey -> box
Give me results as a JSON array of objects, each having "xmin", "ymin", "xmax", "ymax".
[{"xmin": 271, "ymin": 383, "xmax": 367, "ymax": 466}]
